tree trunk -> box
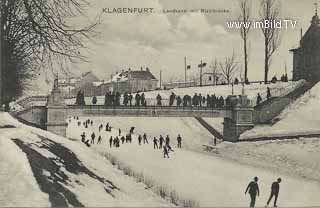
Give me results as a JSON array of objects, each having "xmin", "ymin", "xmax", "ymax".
[
  {"xmin": 264, "ymin": 39, "xmax": 269, "ymax": 84},
  {"xmin": 244, "ymin": 35, "xmax": 248, "ymax": 81}
]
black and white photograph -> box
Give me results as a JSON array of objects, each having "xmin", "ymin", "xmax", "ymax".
[{"xmin": 1, "ymin": 0, "xmax": 320, "ymax": 207}]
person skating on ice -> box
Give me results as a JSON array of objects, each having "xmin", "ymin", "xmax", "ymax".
[
  {"xmin": 266, "ymin": 178, "xmax": 282, "ymax": 208},
  {"xmin": 245, "ymin": 176, "xmax": 260, "ymax": 208}
]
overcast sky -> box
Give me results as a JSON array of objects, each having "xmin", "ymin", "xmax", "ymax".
[{"xmin": 66, "ymin": 0, "xmax": 317, "ymax": 82}]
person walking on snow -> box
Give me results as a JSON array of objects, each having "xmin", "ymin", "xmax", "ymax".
[
  {"xmin": 153, "ymin": 137, "xmax": 159, "ymax": 149},
  {"xmin": 109, "ymin": 136, "xmax": 113, "ymax": 148},
  {"xmin": 143, "ymin": 133, "xmax": 148, "ymax": 144},
  {"xmin": 91, "ymin": 132, "xmax": 96, "ymax": 144},
  {"xmin": 266, "ymin": 178, "xmax": 281, "ymax": 208},
  {"xmin": 245, "ymin": 176, "xmax": 260, "ymax": 208},
  {"xmin": 177, "ymin": 134, "xmax": 182, "ymax": 148}
]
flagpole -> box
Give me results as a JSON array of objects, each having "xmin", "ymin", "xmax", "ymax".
[{"xmin": 184, "ymin": 56, "xmax": 187, "ymax": 88}]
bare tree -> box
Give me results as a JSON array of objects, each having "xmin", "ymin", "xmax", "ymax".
[
  {"xmin": 1, "ymin": 0, "xmax": 99, "ymax": 105},
  {"xmin": 209, "ymin": 59, "xmax": 219, "ymax": 86},
  {"xmin": 220, "ymin": 53, "xmax": 239, "ymax": 84},
  {"xmin": 260, "ymin": 0, "xmax": 281, "ymax": 83},
  {"xmin": 238, "ymin": 0, "xmax": 251, "ymax": 81}
]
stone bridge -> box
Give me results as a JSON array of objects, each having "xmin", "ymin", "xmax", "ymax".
[{"xmin": 13, "ymin": 87, "xmax": 256, "ymax": 142}]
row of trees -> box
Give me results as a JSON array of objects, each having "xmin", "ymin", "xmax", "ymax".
[
  {"xmin": 0, "ymin": 0, "xmax": 98, "ymax": 106},
  {"xmin": 239, "ymin": 0, "xmax": 281, "ymax": 84}
]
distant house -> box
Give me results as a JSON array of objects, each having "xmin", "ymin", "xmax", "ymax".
[
  {"xmin": 290, "ymin": 11, "xmax": 320, "ymax": 81},
  {"xmin": 201, "ymin": 72, "xmax": 226, "ymax": 86},
  {"xmin": 96, "ymin": 68, "xmax": 158, "ymax": 94}
]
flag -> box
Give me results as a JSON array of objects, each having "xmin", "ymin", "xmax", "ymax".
[{"xmin": 187, "ymin": 65, "xmax": 191, "ymax": 70}]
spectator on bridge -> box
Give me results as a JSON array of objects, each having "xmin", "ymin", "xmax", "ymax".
[
  {"xmin": 109, "ymin": 136, "xmax": 113, "ymax": 148},
  {"xmin": 92, "ymin": 96, "xmax": 97, "ymax": 105},
  {"xmin": 97, "ymin": 135, "xmax": 102, "ymax": 144},
  {"xmin": 183, "ymin": 95, "xmax": 188, "ymax": 107},
  {"xmin": 153, "ymin": 137, "xmax": 159, "ymax": 149},
  {"xmin": 267, "ymin": 87, "xmax": 271, "ymax": 100},
  {"xmin": 177, "ymin": 134, "xmax": 182, "ymax": 148},
  {"xmin": 116, "ymin": 92, "xmax": 121, "ymax": 106},
  {"xmin": 202, "ymin": 96, "xmax": 206, "ymax": 106},
  {"xmin": 218, "ymin": 96, "xmax": 224, "ymax": 108},
  {"xmin": 159, "ymin": 135, "xmax": 164, "ymax": 148},
  {"xmin": 143, "ymin": 133, "xmax": 148, "ymax": 144},
  {"xmin": 169, "ymin": 92, "xmax": 176, "ymax": 106},
  {"xmin": 138, "ymin": 134, "xmax": 142, "ymax": 145},
  {"xmin": 206, "ymin": 94, "xmax": 211, "ymax": 107},
  {"xmin": 187, "ymin": 95, "xmax": 192, "ymax": 106},
  {"xmin": 141, "ymin": 93, "xmax": 146, "ymax": 106},
  {"xmin": 199, "ymin": 93, "xmax": 203, "ymax": 107},
  {"xmin": 121, "ymin": 136, "xmax": 125, "ymax": 144},
  {"xmin": 123, "ymin": 92, "xmax": 129, "ymax": 106},
  {"xmin": 256, "ymin": 93, "xmax": 262, "ymax": 105},
  {"xmin": 129, "ymin": 93, "xmax": 133, "ymax": 106},
  {"xmin": 165, "ymin": 135, "xmax": 170, "ymax": 146},
  {"xmin": 135, "ymin": 93, "xmax": 141, "ymax": 106},
  {"xmin": 192, "ymin": 93, "xmax": 198, "ymax": 106},
  {"xmin": 91, "ymin": 132, "xmax": 96, "ymax": 144},
  {"xmin": 156, "ymin": 93, "xmax": 162, "ymax": 106},
  {"xmin": 104, "ymin": 91, "xmax": 110, "ymax": 106},
  {"xmin": 176, "ymin": 96, "xmax": 182, "ymax": 106}
]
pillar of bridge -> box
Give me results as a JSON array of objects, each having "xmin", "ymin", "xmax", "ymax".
[
  {"xmin": 223, "ymin": 95, "xmax": 254, "ymax": 142},
  {"xmin": 46, "ymin": 82, "xmax": 68, "ymax": 137}
]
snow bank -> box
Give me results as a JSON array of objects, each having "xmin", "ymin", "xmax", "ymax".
[
  {"xmin": 0, "ymin": 113, "xmax": 171, "ymax": 207},
  {"xmin": 241, "ymin": 82, "xmax": 320, "ymax": 140}
]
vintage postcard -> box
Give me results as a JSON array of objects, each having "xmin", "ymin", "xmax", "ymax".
[{"xmin": 1, "ymin": 0, "xmax": 320, "ymax": 207}]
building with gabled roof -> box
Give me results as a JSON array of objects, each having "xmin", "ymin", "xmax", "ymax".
[{"xmin": 290, "ymin": 10, "xmax": 320, "ymax": 81}]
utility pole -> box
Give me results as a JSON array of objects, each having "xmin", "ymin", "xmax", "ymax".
[
  {"xmin": 160, "ymin": 70, "xmax": 162, "ymax": 89},
  {"xmin": 198, "ymin": 60, "xmax": 206, "ymax": 87},
  {"xmin": 184, "ymin": 56, "xmax": 187, "ymax": 88}
]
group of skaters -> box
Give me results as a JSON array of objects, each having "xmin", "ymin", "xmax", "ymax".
[
  {"xmin": 74, "ymin": 117, "xmax": 183, "ymax": 158},
  {"xmin": 245, "ymin": 176, "xmax": 282, "ymax": 208}
]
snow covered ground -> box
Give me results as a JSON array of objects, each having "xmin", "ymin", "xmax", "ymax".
[
  {"xmin": 65, "ymin": 81, "xmax": 302, "ymax": 106},
  {"xmin": 241, "ymin": 82, "xmax": 320, "ymax": 140},
  {"xmin": 0, "ymin": 112, "xmax": 172, "ymax": 207},
  {"xmin": 67, "ymin": 116, "xmax": 320, "ymax": 207}
]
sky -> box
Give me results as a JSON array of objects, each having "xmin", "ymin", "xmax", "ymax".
[{"xmin": 60, "ymin": 0, "xmax": 318, "ymax": 83}]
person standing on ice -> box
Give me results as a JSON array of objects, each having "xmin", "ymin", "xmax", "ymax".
[
  {"xmin": 91, "ymin": 132, "xmax": 96, "ymax": 144},
  {"xmin": 165, "ymin": 135, "xmax": 170, "ymax": 146},
  {"xmin": 265, "ymin": 178, "xmax": 281, "ymax": 208},
  {"xmin": 153, "ymin": 137, "xmax": 159, "ymax": 149},
  {"xmin": 159, "ymin": 135, "xmax": 164, "ymax": 148},
  {"xmin": 81, "ymin": 132, "xmax": 86, "ymax": 143},
  {"xmin": 121, "ymin": 136, "xmax": 125, "ymax": 144},
  {"xmin": 143, "ymin": 133, "xmax": 148, "ymax": 144},
  {"xmin": 177, "ymin": 134, "xmax": 182, "ymax": 148},
  {"xmin": 245, "ymin": 176, "xmax": 260, "ymax": 208},
  {"xmin": 106, "ymin": 123, "xmax": 109, "ymax": 131},
  {"xmin": 138, "ymin": 135, "xmax": 142, "ymax": 145},
  {"xmin": 119, "ymin": 128, "xmax": 121, "ymax": 136},
  {"xmin": 109, "ymin": 136, "xmax": 113, "ymax": 148}
]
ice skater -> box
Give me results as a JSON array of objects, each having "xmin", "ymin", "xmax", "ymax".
[
  {"xmin": 153, "ymin": 137, "xmax": 158, "ymax": 149},
  {"xmin": 138, "ymin": 135, "xmax": 142, "ymax": 145},
  {"xmin": 119, "ymin": 128, "xmax": 121, "ymax": 136},
  {"xmin": 245, "ymin": 176, "xmax": 260, "ymax": 208},
  {"xmin": 266, "ymin": 178, "xmax": 281, "ymax": 208},
  {"xmin": 97, "ymin": 135, "xmax": 102, "ymax": 144},
  {"xmin": 163, "ymin": 145, "xmax": 169, "ymax": 158},
  {"xmin": 177, "ymin": 134, "xmax": 182, "ymax": 148},
  {"xmin": 143, "ymin": 133, "xmax": 148, "ymax": 144},
  {"xmin": 109, "ymin": 136, "xmax": 113, "ymax": 148},
  {"xmin": 91, "ymin": 132, "xmax": 96, "ymax": 144},
  {"xmin": 165, "ymin": 135, "xmax": 170, "ymax": 146},
  {"xmin": 81, "ymin": 132, "xmax": 86, "ymax": 143},
  {"xmin": 159, "ymin": 135, "xmax": 164, "ymax": 148},
  {"xmin": 121, "ymin": 136, "xmax": 125, "ymax": 144}
]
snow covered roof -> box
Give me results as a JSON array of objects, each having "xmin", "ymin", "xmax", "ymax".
[{"xmin": 109, "ymin": 70, "xmax": 157, "ymax": 83}]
